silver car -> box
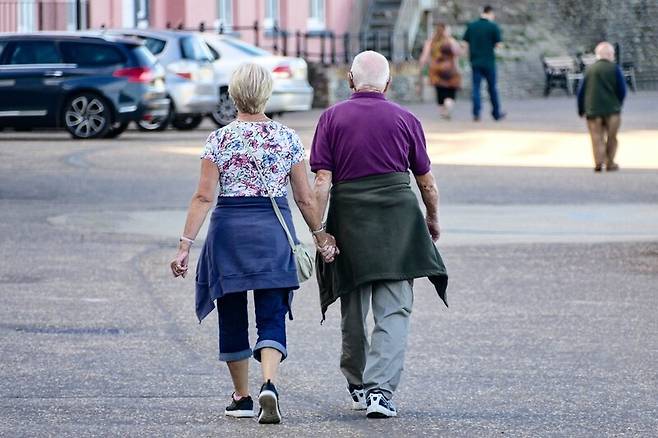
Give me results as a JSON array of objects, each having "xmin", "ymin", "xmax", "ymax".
[
  {"xmin": 202, "ymin": 34, "xmax": 314, "ymax": 127},
  {"xmin": 108, "ymin": 29, "xmax": 218, "ymax": 131}
]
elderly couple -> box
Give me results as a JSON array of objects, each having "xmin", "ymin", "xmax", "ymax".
[{"xmin": 170, "ymin": 50, "xmax": 448, "ymax": 424}]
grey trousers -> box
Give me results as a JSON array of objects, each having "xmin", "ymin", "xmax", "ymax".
[{"xmin": 340, "ymin": 279, "xmax": 414, "ymax": 399}]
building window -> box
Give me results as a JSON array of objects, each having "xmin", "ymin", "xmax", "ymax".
[
  {"xmin": 135, "ymin": 0, "xmax": 149, "ymax": 29},
  {"xmin": 215, "ymin": 0, "xmax": 233, "ymax": 31},
  {"xmin": 308, "ymin": 0, "xmax": 325, "ymax": 31},
  {"xmin": 264, "ymin": 0, "xmax": 279, "ymax": 30},
  {"xmin": 17, "ymin": 1, "xmax": 36, "ymax": 32}
]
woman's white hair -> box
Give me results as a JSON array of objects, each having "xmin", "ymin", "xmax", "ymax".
[
  {"xmin": 350, "ymin": 50, "xmax": 390, "ymax": 91},
  {"xmin": 229, "ymin": 63, "xmax": 273, "ymax": 114}
]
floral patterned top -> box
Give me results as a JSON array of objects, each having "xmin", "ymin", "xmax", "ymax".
[{"xmin": 201, "ymin": 120, "xmax": 306, "ymax": 197}]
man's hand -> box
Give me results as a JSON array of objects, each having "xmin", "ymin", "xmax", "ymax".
[
  {"xmin": 426, "ymin": 216, "xmax": 441, "ymax": 242},
  {"xmin": 314, "ymin": 231, "xmax": 339, "ymax": 263}
]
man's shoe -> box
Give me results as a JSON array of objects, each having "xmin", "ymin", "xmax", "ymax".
[
  {"xmin": 258, "ymin": 380, "xmax": 282, "ymax": 424},
  {"xmin": 594, "ymin": 165, "xmax": 603, "ymax": 172},
  {"xmin": 606, "ymin": 163, "xmax": 620, "ymax": 172},
  {"xmin": 224, "ymin": 393, "xmax": 255, "ymax": 418},
  {"xmin": 366, "ymin": 392, "xmax": 397, "ymax": 418},
  {"xmin": 348, "ymin": 384, "xmax": 367, "ymax": 410}
]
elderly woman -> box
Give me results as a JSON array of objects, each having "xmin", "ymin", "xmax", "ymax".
[{"xmin": 170, "ymin": 63, "xmax": 336, "ymax": 424}]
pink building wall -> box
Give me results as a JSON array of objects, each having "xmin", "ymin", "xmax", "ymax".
[{"xmin": 2, "ymin": 0, "xmax": 357, "ymax": 61}]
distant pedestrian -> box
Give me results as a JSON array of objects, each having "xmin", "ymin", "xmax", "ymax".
[
  {"xmin": 169, "ymin": 63, "xmax": 337, "ymax": 424},
  {"xmin": 420, "ymin": 23, "xmax": 463, "ymax": 120},
  {"xmin": 310, "ymin": 51, "xmax": 448, "ymax": 419},
  {"xmin": 577, "ymin": 42, "xmax": 626, "ymax": 172},
  {"xmin": 462, "ymin": 4, "xmax": 505, "ymax": 121}
]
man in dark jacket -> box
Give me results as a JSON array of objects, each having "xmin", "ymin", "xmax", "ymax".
[
  {"xmin": 463, "ymin": 5, "xmax": 505, "ymax": 121},
  {"xmin": 578, "ymin": 42, "xmax": 627, "ymax": 172}
]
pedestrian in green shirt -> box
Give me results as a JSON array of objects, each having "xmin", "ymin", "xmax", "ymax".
[{"xmin": 462, "ymin": 5, "xmax": 505, "ymax": 121}]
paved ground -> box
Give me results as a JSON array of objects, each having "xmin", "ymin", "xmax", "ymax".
[{"xmin": 1, "ymin": 92, "xmax": 657, "ymax": 437}]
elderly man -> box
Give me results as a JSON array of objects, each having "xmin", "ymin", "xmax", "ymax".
[
  {"xmin": 310, "ymin": 51, "xmax": 448, "ymax": 419},
  {"xmin": 578, "ymin": 42, "xmax": 627, "ymax": 172}
]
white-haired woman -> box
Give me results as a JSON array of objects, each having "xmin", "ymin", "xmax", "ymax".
[{"xmin": 170, "ymin": 63, "xmax": 336, "ymax": 424}]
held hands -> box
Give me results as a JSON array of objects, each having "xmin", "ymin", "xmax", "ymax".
[
  {"xmin": 170, "ymin": 242, "xmax": 190, "ymax": 278},
  {"xmin": 426, "ymin": 216, "xmax": 441, "ymax": 242},
  {"xmin": 313, "ymin": 231, "xmax": 339, "ymax": 263}
]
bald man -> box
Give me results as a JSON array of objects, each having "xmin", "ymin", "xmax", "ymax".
[
  {"xmin": 310, "ymin": 51, "xmax": 448, "ymax": 419},
  {"xmin": 578, "ymin": 42, "xmax": 627, "ymax": 172}
]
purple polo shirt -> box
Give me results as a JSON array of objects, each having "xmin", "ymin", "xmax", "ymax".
[{"xmin": 310, "ymin": 91, "xmax": 432, "ymax": 182}]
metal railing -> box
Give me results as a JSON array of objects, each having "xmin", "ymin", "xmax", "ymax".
[{"xmin": 170, "ymin": 21, "xmax": 412, "ymax": 65}]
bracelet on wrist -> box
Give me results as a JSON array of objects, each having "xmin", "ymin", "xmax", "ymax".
[
  {"xmin": 311, "ymin": 226, "xmax": 326, "ymax": 235},
  {"xmin": 180, "ymin": 236, "xmax": 195, "ymax": 245}
]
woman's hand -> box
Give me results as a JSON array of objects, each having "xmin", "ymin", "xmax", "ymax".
[
  {"xmin": 314, "ymin": 231, "xmax": 339, "ymax": 263},
  {"xmin": 170, "ymin": 243, "xmax": 190, "ymax": 278}
]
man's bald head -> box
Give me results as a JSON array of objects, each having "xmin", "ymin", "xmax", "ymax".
[
  {"xmin": 595, "ymin": 42, "xmax": 615, "ymax": 61},
  {"xmin": 350, "ymin": 51, "xmax": 390, "ymax": 92}
]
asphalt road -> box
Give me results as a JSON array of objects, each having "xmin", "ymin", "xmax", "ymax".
[{"xmin": 1, "ymin": 93, "xmax": 657, "ymax": 437}]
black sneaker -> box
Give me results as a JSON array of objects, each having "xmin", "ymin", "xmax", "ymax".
[
  {"xmin": 258, "ymin": 380, "xmax": 282, "ymax": 424},
  {"xmin": 225, "ymin": 393, "xmax": 255, "ymax": 418},
  {"xmin": 366, "ymin": 392, "xmax": 397, "ymax": 418},
  {"xmin": 348, "ymin": 384, "xmax": 366, "ymax": 410}
]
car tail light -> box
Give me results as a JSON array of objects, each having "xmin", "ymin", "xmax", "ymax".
[
  {"xmin": 174, "ymin": 71, "xmax": 194, "ymax": 80},
  {"xmin": 272, "ymin": 64, "xmax": 293, "ymax": 79},
  {"xmin": 113, "ymin": 67, "xmax": 154, "ymax": 83}
]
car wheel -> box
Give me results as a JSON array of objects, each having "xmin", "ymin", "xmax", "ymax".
[
  {"xmin": 137, "ymin": 104, "xmax": 172, "ymax": 131},
  {"xmin": 172, "ymin": 114, "xmax": 203, "ymax": 130},
  {"xmin": 104, "ymin": 121, "xmax": 129, "ymax": 139},
  {"xmin": 63, "ymin": 93, "xmax": 111, "ymax": 139},
  {"xmin": 211, "ymin": 89, "xmax": 237, "ymax": 127}
]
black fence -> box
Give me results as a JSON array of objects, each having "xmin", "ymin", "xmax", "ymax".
[{"xmin": 169, "ymin": 21, "xmax": 412, "ymax": 65}]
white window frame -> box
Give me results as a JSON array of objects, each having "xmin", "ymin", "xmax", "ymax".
[
  {"xmin": 214, "ymin": 0, "xmax": 233, "ymax": 31},
  {"xmin": 263, "ymin": 0, "xmax": 279, "ymax": 30},
  {"xmin": 66, "ymin": 1, "xmax": 78, "ymax": 31},
  {"xmin": 135, "ymin": 0, "xmax": 149, "ymax": 29},
  {"xmin": 307, "ymin": 0, "xmax": 325, "ymax": 31},
  {"xmin": 17, "ymin": 1, "xmax": 36, "ymax": 32}
]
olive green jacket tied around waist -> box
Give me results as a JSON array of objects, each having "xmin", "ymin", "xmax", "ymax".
[{"xmin": 316, "ymin": 172, "xmax": 448, "ymax": 319}]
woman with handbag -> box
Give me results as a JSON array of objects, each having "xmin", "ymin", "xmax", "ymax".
[
  {"xmin": 169, "ymin": 63, "xmax": 337, "ymax": 424},
  {"xmin": 419, "ymin": 23, "xmax": 463, "ymax": 120}
]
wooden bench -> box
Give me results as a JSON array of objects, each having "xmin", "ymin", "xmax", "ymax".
[
  {"xmin": 570, "ymin": 54, "xmax": 637, "ymax": 94},
  {"xmin": 542, "ymin": 56, "xmax": 578, "ymax": 96}
]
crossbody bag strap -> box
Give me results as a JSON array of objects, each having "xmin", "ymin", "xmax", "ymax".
[{"xmin": 235, "ymin": 123, "xmax": 297, "ymax": 251}]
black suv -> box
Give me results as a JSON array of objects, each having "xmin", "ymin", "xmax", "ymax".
[{"xmin": 0, "ymin": 33, "xmax": 170, "ymax": 139}]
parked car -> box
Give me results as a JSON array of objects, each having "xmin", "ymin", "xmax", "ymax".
[
  {"xmin": 202, "ymin": 34, "xmax": 314, "ymax": 127},
  {"xmin": 0, "ymin": 32, "xmax": 169, "ymax": 139},
  {"xmin": 106, "ymin": 29, "xmax": 217, "ymax": 131}
]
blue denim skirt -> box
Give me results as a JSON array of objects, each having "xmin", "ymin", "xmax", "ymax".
[{"xmin": 195, "ymin": 196, "xmax": 300, "ymax": 322}]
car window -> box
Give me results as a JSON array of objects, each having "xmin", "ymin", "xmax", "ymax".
[
  {"xmin": 4, "ymin": 41, "xmax": 62, "ymax": 64},
  {"xmin": 206, "ymin": 43, "xmax": 220, "ymax": 61},
  {"xmin": 180, "ymin": 36, "xmax": 213, "ymax": 61},
  {"xmin": 130, "ymin": 45, "xmax": 158, "ymax": 67},
  {"xmin": 60, "ymin": 42, "xmax": 125, "ymax": 67},
  {"xmin": 220, "ymin": 38, "xmax": 269, "ymax": 57},
  {"xmin": 142, "ymin": 37, "xmax": 166, "ymax": 55},
  {"xmin": 0, "ymin": 41, "xmax": 6, "ymax": 58}
]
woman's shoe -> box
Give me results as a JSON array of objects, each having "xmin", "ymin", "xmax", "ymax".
[
  {"xmin": 258, "ymin": 380, "xmax": 282, "ymax": 424},
  {"xmin": 224, "ymin": 393, "xmax": 255, "ymax": 418}
]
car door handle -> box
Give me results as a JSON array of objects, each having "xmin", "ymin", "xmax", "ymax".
[{"xmin": 44, "ymin": 71, "xmax": 63, "ymax": 77}]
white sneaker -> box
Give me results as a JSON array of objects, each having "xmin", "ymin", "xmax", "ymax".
[
  {"xmin": 348, "ymin": 385, "xmax": 367, "ymax": 410},
  {"xmin": 366, "ymin": 392, "xmax": 397, "ymax": 418}
]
